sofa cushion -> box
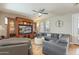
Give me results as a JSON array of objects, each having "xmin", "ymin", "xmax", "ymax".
[
  {"xmin": 45, "ymin": 36, "xmax": 59, "ymax": 42},
  {"xmin": 51, "ymin": 33, "xmax": 59, "ymax": 39},
  {"xmin": 56, "ymin": 38, "xmax": 67, "ymax": 46},
  {"xmin": 45, "ymin": 37, "xmax": 51, "ymax": 41},
  {"xmin": 0, "ymin": 38, "xmax": 31, "ymax": 46}
]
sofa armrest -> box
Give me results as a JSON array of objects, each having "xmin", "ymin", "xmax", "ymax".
[{"xmin": 43, "ymin": 41, "xmax": 67, "ymax": 55}]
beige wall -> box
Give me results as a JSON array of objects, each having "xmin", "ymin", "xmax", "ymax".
[
  {"xmin": 38, "ymin": 14, "xmax": 72, "ymax": 34},
  {"xmin": 49, "ymin": 14, "xmax": 72, "ymax": 34},
  {"xmin": 0, "ymin": 11, "xmax": 27, "ymax": 36}
]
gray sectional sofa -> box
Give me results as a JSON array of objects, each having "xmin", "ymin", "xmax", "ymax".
[
  {"xmin": 0, "ymin": 38, "xmax": 32, "ymax": 55},
  {"xmin": 36, "ymin": 33, "xmax": 70, "ymax": 55}
]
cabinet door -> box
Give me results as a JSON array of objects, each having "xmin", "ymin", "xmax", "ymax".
[{"xmin": 7, "ymin": 18, "xmax": 15, "ymax": 37}]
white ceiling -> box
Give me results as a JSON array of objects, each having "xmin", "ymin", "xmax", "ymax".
[{"xmin": 0, "ymin": 3, "xmax": 79, "ymax": 18}]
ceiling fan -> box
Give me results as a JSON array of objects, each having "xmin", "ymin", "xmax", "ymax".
[{"xmin": 32, "ymin": 9, "xmax": 48, "ymax": 17}]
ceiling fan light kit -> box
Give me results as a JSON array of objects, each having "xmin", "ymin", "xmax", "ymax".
[{"xmin": 38, "ymin": 13, "xmax": 42, "ymax": 17}]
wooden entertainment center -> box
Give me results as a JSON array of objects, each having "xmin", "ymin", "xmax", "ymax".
[{"xmin": 7, "ymin": 17, "xmax": 36, "ymax": 39}]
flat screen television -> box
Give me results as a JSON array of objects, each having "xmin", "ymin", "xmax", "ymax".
[{"xmin": 18, "ymin": 25, "xmax": 32, "ymax": 34}]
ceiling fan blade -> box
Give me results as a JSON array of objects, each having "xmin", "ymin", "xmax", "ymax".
[
  {"xmin": 42, "ymin": 13, "xmax": 48, "ymax": 14},
  {"xmin": 73, "ymin": 3, "xmax": 79, "ymax": 6},
  {"xmin": 40, "ymin": 9, "xmax": 45, "ymax": 13},
  {"xmin": 32, "ymin": 10, "xmax": 37, "ymax": 12}
]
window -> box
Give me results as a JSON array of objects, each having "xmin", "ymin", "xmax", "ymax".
[
  {"xmin": 45, "ymin": 20, "xmax": 50, "ymax": 32},
  {"xmin": 39, "ymin": 20, "xmax": 50, "ymax": 33},
  {"xmin": 4, "ymin": 17, "xmax": 8, "ymax": 24},
  {"xmin": 78, "ymin": 17, "xmax": 79, "ymax": 34}
]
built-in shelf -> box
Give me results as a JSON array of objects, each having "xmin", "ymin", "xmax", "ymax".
[{"xmin": 16, "ymin": 17, "xmax": 36, "ymax": 39}]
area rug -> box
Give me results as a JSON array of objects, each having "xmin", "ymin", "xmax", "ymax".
[{"xmin": 76, "ymin": 48, "xmax": 79, "ymax": 55}]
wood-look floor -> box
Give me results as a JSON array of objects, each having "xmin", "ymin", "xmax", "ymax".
[
  {"xmin": 69, "ymin": 44, "xmax": 79, "ymax": 55},
  {"xmin": 31, "ymin": 40, "xmax": 79, "ymax": 55},
  {"xmin": 31, "ymin": 39, "xmax": 43, "ymax": 55}
]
